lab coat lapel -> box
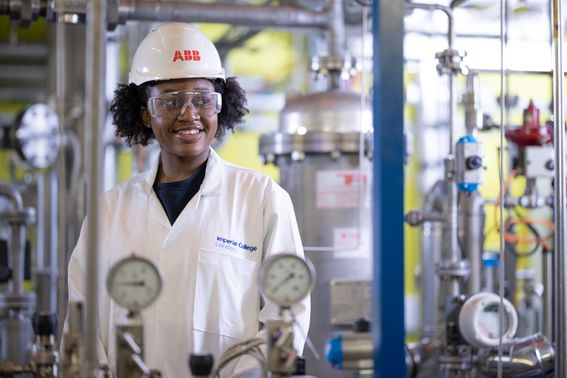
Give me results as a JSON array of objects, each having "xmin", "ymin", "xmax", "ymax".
[
  {"xmin": 135, "ymin": 154, "xmax": 171, "ymax": 229},
  {"xmin": 171, "ymin": 148, "xmax": 224, "ymax": 228}
]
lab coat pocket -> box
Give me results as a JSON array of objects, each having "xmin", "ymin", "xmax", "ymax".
[{"xmin": 194, "ymin": 248, "xmax": 258, "ymax": 339}]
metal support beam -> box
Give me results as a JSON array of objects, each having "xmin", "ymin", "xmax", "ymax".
[
  {"xmin": 552, "ymin": 0, "xmax": 567, "ymax": 373},
  {"xmin": 372, "ymin": 0, "xmax": 406, "ymax": 377},
  {"xmin": 84, "ymin": 0, "xmax": 106, "ymax": 376}
]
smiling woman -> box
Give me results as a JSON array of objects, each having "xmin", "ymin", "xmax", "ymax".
[{"xmin": 65, "ymin": 22, "xmax": 310, "ymax": 378}]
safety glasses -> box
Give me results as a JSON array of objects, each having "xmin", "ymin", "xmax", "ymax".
[{"xmin": 147, "ymin": 90, "xmax": 222, "ymax": 119}]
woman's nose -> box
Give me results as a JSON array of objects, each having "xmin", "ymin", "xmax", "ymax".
[{"xmin": 178, "ymin": 101, "xmax": 200, "ymax": 120}]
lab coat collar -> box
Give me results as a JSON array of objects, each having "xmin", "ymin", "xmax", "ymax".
[{"xmin": 138, "ymin": 147, "xmax": 223, "ymax": 196}]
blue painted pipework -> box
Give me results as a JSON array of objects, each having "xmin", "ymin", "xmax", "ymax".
[{"xmin": 372, "ymin": 0, "xmax": 406, "ymax": 377}]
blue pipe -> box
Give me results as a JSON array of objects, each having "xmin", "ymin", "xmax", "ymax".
[{"xmin": 372, "ymin": 0, "xmax": 406, "ymax": 376}]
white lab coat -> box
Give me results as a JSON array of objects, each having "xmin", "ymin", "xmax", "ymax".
[{"xmin": 66, "ymin": 147, "xmax": 310, "ymax": 377}]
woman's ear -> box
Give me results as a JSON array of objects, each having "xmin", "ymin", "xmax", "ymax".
[{"xmin": 140, "ymin": 107, "xmax": 152, "ymax": 128}]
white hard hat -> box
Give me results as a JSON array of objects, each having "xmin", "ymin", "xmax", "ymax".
[{"xmin": 129, "ymin": 23, "xmax": 226, "ymax": 85}]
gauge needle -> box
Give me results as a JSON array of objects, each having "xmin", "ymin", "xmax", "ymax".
[
  {"xmin": 272, "ymin": 272, "xmax": 295, "ymax": 292},
  {"xmin": 116, "ymin": 281, "xmax": 145, "ymax": 286}
]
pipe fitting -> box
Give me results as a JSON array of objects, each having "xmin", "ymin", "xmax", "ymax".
[{"xmin": 477, "ymin": 333, "xmax": 554, "ymax": 376}]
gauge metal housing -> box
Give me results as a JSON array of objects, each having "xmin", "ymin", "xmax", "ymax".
[
  {"xmin": 106, "ymin": 254, "xmax": 163, "ymax": 313},
  {"xmin": 258, "ymin": 253, "xmax": 316, "ymax": 308}
]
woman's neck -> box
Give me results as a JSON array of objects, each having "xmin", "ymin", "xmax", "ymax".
[{"xmin": 158, "ymin": 151, "xmax": 208, "ymax": 183}]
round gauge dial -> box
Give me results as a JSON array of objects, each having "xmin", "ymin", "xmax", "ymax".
[
  {"xmin": 12, "ymin": 104, "xmax": 61, "ymax": 169},
  {"xmin": 258, "ymin": 253, "xmax": 315, "ymax": 308},
  {"xmin": 107, "ymin": 255, "xmax": 163, "ymax": 312},
  {"xmin": 458, "ymin": 292, "xmax": 518, "ymax": 348}
]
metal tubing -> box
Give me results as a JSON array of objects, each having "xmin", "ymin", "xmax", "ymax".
[
  {"xmin": 118, "ymin": 1, "xmax": 328, "ymax": 30},
  {"xmin": 404, "ymin": 3, "xmax": 454, "ymax": 47},
  {"xmin": 552, "ymin": 0, "xmax": 567, "ymax": 373},
  {"xmin": 10, "ymin": 224, "xmax": 25, "ymax": 294},
  {"xmin": 462, "ymin": 192, "xmax": 485, "ymax": 294},
  {"xmin": 0, "ymin": 186, "xmax": 26, "ymax": 294},
  {"xmin": 85, "ymin": 0, "xmax": 106, "ymax": 375},
  {"xmin": 36, "ymin": 171, "xmax": 58, "ymax": 314},
  {"xmin": 476, "ymin": 333, "xmax": 554, "ymax": 376},
  {"xmin": 328, "ymin": 0, "xmax": 345, "ymax": 58},
  {"xmin": 420, "ymin": 181, "xmax": 447, "ymax": 339},
  {"xmin": 0, "ymin": 185, "xmax": 24, "ymax": 211},
  {"xmin": 543, "ymin": 250, "xmax": 553, "ymax": 339},
  {"xmin": 55, "ymin": 4, "xmax": 68, "ymax": 344},
  {"xmin": 405, "ymin": 3, "xmax": 456, "ymax": 151}
]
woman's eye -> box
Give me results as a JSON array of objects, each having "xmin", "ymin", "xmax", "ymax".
[
  {"xmin": 195, "ymin": 96, "xmax": 210, "ymax": 106},
  {"xmin": 163, "ymin": 98, "xmax": 181, "ymax": 108}
]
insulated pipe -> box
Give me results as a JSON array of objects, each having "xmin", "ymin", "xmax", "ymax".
[
  {"xmin": 551, "ymin": 0, "xmax": 567, "ymax": 372},
  {"xmin": 84, "ymin": 0, "xmax": 106, "ymax": 375}
]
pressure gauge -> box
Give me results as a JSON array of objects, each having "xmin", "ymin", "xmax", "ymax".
[
  {"xmin": 258, "ymin": 253, "xmax": 315, "ymax": 308},
  {"xmin": 107, "ymin": 255, "xmax": 163, "ymax": 313},
  {"xmin": 458, "ymin": 292, "xmax": 518, "ymax": 348},
  {"xmin": 12, "ymin": 104, "xmax": 61, "ymax": 169}
]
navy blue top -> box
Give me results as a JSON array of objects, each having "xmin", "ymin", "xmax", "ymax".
[{"xmin": 153, "ymin": 161, "xmax": 207, "ymax": 225}]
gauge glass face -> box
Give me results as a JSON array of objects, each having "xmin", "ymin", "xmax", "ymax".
[
  {"xmin": 15, "ymin": 104, "xmax": 60, "ymax": 169},
  {"xmin": 107, "ymin": 256, "xmax": 162, "ymax": 312},
  {"xmin": 477, "ymin": 303, "xmax": 509, "ymax": 340},
  {"xmin": 262, "ymin": 255, "xmax": 314, "ymax": 307}
]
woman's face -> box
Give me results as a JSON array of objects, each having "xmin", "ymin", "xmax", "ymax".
[{"xmin": 141, "ymin": 78, "xmax": 218, "ymax": 164}]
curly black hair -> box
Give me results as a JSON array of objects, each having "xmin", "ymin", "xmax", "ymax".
[{"xmin": 109, "ymin": 77, "xmax": 249, "ymax": 146}]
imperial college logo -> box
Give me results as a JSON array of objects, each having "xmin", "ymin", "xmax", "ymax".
[{"xmin": 172, "ymin": 49, "xmax": 201, "ymax": 62}]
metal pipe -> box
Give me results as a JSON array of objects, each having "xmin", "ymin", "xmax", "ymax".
[
  {"xmin": 0, "ymin": 185, "xmax": 24, "ymax": 211},
  {"xmin": 328, "ymin": 0, "xmax": 345, "ymax": 58},
  {"xmin": 498, "ymin": 1, "xmax": 508, "ymax": 375},
  {"xmin": 10, "ymin": 223, "xmax": 25, "ymax": 295},
  {"xmin": 552, "ymin": 0, "xmax": 567, "ymax": 372},
  {"xmin": 464, "ymin": 73, "xmax": 481, "ymax": 135},
  {"xmin": 84, "ymin": 0, "xmax": 106, "ymax": 375},
  {"xmin": 449, "ymin": 0, "xmax": 469, "ymax": 8},
  {"xmin": 404, "ymin": 3, "xmax": 454, "ymax": 48},
  {"xmin": 476, "ymin": 333, "xmax": 554, "ymax": 376},
  {"xmin": 543, "ymin": 250, "xmax": 553, "ymax": 339},
  {"xmin": 462, "ymin": 191, "xmax": 485, "ymax": 294},
  {"xmin": 36, "ymin": 171, "xmax": 58, "ymax": 314},
  {"xmin": 420, "ymin": 180, "xmax": 447, "ymax": 339},
  {"xmin": 55, "ymin": 3, "xmax": 69, "ymax": 344},
  {"xmin": 118, "ymin": 1, "xmax": 328, "ymax": 30}
]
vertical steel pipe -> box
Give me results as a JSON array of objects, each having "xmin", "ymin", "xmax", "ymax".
[
  {"xmin": 543, "ymin": 251, "xmax": 553, "ymax": 339},
  {"xmin": 551, "ymin": 0, "xmax": 567, "ymax": 373},
  {"xmin": 85, "ymin": 0, "xmax": 106, "ymax": 375},
  {"xmin": 498, "ymin": 1, "xmax": 508, "ymax": 376},
  {"xmin": 463, "ymin": 192, "xmax": 485, "ymax": 294}
]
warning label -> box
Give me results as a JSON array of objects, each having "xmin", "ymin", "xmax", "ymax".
[{"xmin": 316, "ymin": 170, "xmax": 367, "ymax": 209}]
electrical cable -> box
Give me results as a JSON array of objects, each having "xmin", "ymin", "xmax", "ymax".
[
  {"xmin": 211, "ymin": 338, "xmax": 266, "ymax": 378},
  {"xmin": 492, "ymin": 169, "xmax": 555, "ymax": 253}
]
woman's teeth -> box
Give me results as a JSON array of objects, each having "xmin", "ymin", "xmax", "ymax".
[{"xmin": 178, "ymin": 129, "xmax": 200, "ymax": 135}]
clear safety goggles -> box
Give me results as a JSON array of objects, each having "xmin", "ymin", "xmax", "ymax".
[{"xmin": 147, "ymin": 90, "xmax": 222, "ymax": 119}]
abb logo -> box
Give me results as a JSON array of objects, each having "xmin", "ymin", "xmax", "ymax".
[{"xmin": 172, "ymin": 50, "xmax": 201, "ymax": 62}]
